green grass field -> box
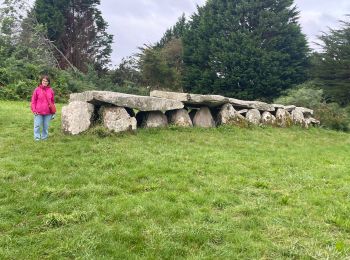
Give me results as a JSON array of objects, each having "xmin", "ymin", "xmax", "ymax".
[{"xmin": 1, "ymin": 100, "xmax": 350, "ymax": 259}]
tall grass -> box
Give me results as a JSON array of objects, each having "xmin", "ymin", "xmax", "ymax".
[{"xmin": 0, "ymin": 101, "xmax": 350, "ymax": 259}]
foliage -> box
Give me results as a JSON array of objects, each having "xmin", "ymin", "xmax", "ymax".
[
  {"xmin": 33, "ymin": 0, "xmax": 113, "ymax": 72},
  {"xmin": 315, "ymin": 103, "xmax": 350, "ymax": 132},
  {"xmin": 136, "ymin": 14, "xmax": 188, "ymax": 91},
  {"xmin": 182, "ymin": 0, "xmax": 309, "ymax": 101},
  {"xmin": 138, "ymin": 38, "xmax": 184, "ymax": 91},
  {"xmin": 274, "ymin": 81, "xmax": 324, "ymax": 108},
  {"xmin": 110, "ymin": 56, "xmax": 142, "ymax": 87},
  {"xmin": 312, "ymin": 18, "xmax": 350, "ymax": 106},
  {"xmin": 275, "ymin": 81, "xmax": 350, "ymax": 131},
  {"xmin": 156, "ymin": 13, "xmax": 188, "ymax": 48},
  {"xmin": 0, "ymin": 0, "xmax": 29, "ymax": 67},
  {"xmin": 1, "ymin": 101, "xmax": 350, "ymax": 259},
  {"xmin": 138, "ymin": 44, "xmax": 180, "ymax": 91},
  {"xmin": 0, "ymin": 0, "xmax": 147, "ymax": 101},
  {"xmin": 0, "ymin": 63, "xmax": 95, "ymax": 102}
]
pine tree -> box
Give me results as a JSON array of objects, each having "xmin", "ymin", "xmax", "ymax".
[
  {"xmin": 312, "ymin": 18, "xmax": 350, "ymax": 106},
  {"xmin": 182, "ymin": 0, "xmax": 309, "ymax": 101},
  {"xmin": 33, "ymin": 0, "xmax": 113, "ymax": 72}
]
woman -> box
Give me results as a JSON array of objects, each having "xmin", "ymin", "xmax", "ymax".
[{"xmin": 30, "ymin": 75, "xmax": 56, "ymax": 141}]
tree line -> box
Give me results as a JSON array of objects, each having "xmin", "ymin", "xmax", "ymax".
[{"xmin": 0, "ymin": 0, "xmax": 349, "ymax": 129}]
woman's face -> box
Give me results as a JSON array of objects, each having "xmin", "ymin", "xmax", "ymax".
[{"xmin": 42, "ymin": 78, "xmax": 49, "ymax": 86}]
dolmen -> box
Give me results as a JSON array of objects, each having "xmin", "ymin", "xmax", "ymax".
[{"xmin": 61, "ymin": 90, "xmax": 320, "ymax": 135}]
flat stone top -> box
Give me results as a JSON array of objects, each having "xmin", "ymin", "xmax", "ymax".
[
  {"xmin": 228, "ymin": 98, "xmax": 275, "ymax": 112},
  {"xmin": 69, "ymin": 91, "xmax": 184, "ymax": 112},
  {"xmin": 150, "ymin": 90, "xmax": 228, "ymax": 107},
  {"xmin": 151, "ymin": 90, "xmax": 275, "ymax": 111}
]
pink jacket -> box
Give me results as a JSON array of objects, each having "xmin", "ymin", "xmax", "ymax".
[{"xmin": 31, "ymin": 85, "xmax": 55, "ymax": 115}]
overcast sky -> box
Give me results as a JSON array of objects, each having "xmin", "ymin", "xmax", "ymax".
[
  {"xmin": 99, "ymin": 0, "xmax": 350, "ymax": 67},
  {"xmin": 2, "ymin": 0, "xmax": 350, "ymax": 66}
]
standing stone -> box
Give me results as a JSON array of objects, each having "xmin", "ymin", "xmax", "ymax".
[
  {"xmin": 62, "ymin": 101, "xmax": 94, "ymax": 135},
  {"xmin": 136, "ymin": 111, "xmax": 168, "ymax": 128},
  {"xmin": 291, "ymin": 108, "xmax": 305, "ymax": 126},
  {"xmin": 166, "ymin": 109, "xmax": 193, "ymax": 127},
  {"xmin": 192, "ymin": 107, "xmax": 215, "ymax": 128},
  {"xmin": 246, "ymin": 109, "xmax": 261, "ymax": 125},
  {"xmin": 100, "ymin": 106, "xmax": 136, "ymax": 133},
  {"xmin": 261, "ymin": 111, "xmax": 276, "ymax": 126},
  {"xmin": 216, "ymin": 103, "xmax": 248, "ymax": 127},
  {"xmin": 276, "ymin": 109, "xmax": 293, "ymax": 127}
]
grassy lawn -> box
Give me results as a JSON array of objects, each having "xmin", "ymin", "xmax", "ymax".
[{"xmin": 0, "ymin": 100, "xmax": 350, "ymax": 259}]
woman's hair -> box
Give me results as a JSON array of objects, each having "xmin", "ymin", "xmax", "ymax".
[{"xmin": 40, "ymin": 75, "xmax": 50, "ymax": 85}]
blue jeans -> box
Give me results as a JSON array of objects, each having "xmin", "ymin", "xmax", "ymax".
[{"xmin": 34, "ymin": 114, "xmax": 52, "ymax": 140}]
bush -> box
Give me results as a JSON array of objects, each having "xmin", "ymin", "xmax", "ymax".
[
  {"xmin": 315, "ymin": 103, "xmax": 350, "ymax": 132},
  {"xmin": 274, "ymin": 81, "xmax": 350, "ymax": 131},
  {"xmin": 0, "ymin": 61, "xmax": 149, "ymax": 102},
  {"xmin": 274, "ymin": 81, "xmax": 323, "ymax": 107}
]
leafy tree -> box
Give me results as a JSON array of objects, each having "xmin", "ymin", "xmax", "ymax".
[
  {"xmin": 312, "ymin": 18, "xmax": 350, "ymax": 106},
  {"xmin": 137, "ymin": 14, "xmax": 188, "ymax": 91},
  {"xmin": 138, "ymin": 44, "xmax": 176, "ymax": 90},
  {"xmin": 33, "ymin": 0, "xmax": 113, "ymax": 72},
  {"xmin": 111, "ymin": 56, "xmax": 142, "ymax": 87},
  {"xmin": 0, "ymin": 0, "xmax": 27, "ymax": 64},
  {"xmin": 138, "ymin": 38, "xmax": 184, "ymax": 91},
  {"xmin": 0, "ymin": 0, "xmax": 57, "ymax": 92},
  {"xmin": 182, "ymin": 0, "xmax": 309, "ymax": 101}
]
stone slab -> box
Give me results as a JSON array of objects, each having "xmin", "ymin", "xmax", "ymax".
[
  {"xmin": 229, "ymin": 98, "xmax": 275, "ymax": 111},
  {"xmin": 70, "ymin": 91, "xmax": 184, "ymax": 112},
  {"xmin": 150, "ymin": 90, "xmax": 228, "ymax": 107}
]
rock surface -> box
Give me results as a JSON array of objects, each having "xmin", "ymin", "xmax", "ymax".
[
  {"xmin": 229, "ymin": 98, "xmax": 275, "ymax": 111},
  {"xmin": 62, "ymin": 90, "xmax": 318, "ymax": 134},
  {"xmin": 166, "ymin": 109, "xmax": 193, "ymax": 127},
  {"xmin": 295, "ymin": 107, "xmax": 314, "ymax": 116},
  {"xmin": 276, "ymin": 109, "xmax": 292, "ymax": 127},
  {"xmin": 305, "ymin": 117, "xmax": 320, "ymax": 128},
  {"xmin": 237, "ymin": 109, "xmax": 248, "ymax": 115},
  {"xmin": 291, "ymin": 109, "xmax": 305, "ymax": 126},
  {"xmin": 246, "ymin": 109, "xmax": 261, "ymax": 125},
  {"xmin": 216, "ymin": 104, "xmax": 248, "ymax": 127},
  {"xmin": 272, "ymin": 104, "xmax": 285, "ymax": 109},
  {"xmin": 261, "ymin": 111, "xmax": 276, "ymax": 125},
  {"xmin": 61, "ymin": 101, "xmax": 94, "ymax": 135},
  {"xmin": 100, "ymin": 106, "xmax": 136, "ymax": 133},
  {"xmin": 136, "ymin": 111, "xmax": 168, "ymax": 128},
  {"xmin": 284, "ymin": 105, "xmax": 296, "ymax": 112},
  {"xmin": 70, "ymin": 91, "xmax": 184, "ymax": 112},
  {"xmin": 150, "ymin": 90, "xmax": 228, "ymax": 107},
  {"xmin": 192, "ymin": 107, "xmax": 216, "ymax": 127}
]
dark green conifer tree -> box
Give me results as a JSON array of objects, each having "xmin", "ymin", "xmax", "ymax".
[
  {"xmin": 312, "ymin": 18, "xmax": 350, "ymax": 106},
  {"xmin": 156, "ymin": 14, "xmax": 187, "ymax": 48},
  {"xmin": 183, "ymin": 0, "xmax": 309, "ymax": 101}
]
